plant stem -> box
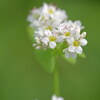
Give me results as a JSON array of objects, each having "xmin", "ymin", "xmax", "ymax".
[{"xmin": 54, "ymin": 66, "xmax": 60, "ymax": 96}]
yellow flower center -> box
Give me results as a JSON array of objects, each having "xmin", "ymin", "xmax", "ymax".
[
  {"xmin": 64, "ymin": 32, "xmax": 70, "ymax": 36},
  {"xmin": 48, "ymin": 9, "xmax": 54, "ymax": 14},
  {"xmin": 73, "ymin": 40, "xmax": 80, "ymax": 47},
  {"xmin": 45, "ymin": 26, "xmax": 52, "ymax": 31},
  {"xmin": 49, "ymin": 36, "xmax": 56, "ymax": 41}
]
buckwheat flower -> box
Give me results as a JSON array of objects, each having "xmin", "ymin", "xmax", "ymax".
[
  {"xmin": 63, "ymin": 48, "xmax": 77, "ymax": 59},
  {"xmin": 42, "ymin": 30, "xmax": 58, "ymax": 49},
  {"xmin": 42, "ymin": 3, "xmax": 56, "ymax": 18},
  {"xmin": 42, "ymin": 3, "xmax": 67, "ymax": 22},
  {"xmin": 56, "ymin": 22, "xmax": 78, "ymax": 43},
  {"xmin": 27, "ymin": 8, "xmax": 42, "ymax": 28},
  {"xmin": 54, "ymin": 9, "xmax": 67, "ymax": 23},
  {"xmin": 67, "ymin": 32, "xmax": 87, "ymax": 54},
  {"xmin": 66, "ymin": 20, "xmax": 84, "ymax": 34},
  {"xmin": 52, "ymin": 95, "xmax": 64, "ymax": 100},
  {"xmin": 74, "ymin": 20, "xmax": 84, "ymax": 30},
  {"xmin": 40, "ymin": 20, "xmax": 59, "ymax": 32},
  {"xmin": 58, "ymin": 20, "xmax": 83, "ymax": 33}
]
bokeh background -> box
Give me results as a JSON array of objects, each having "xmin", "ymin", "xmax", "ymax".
[{"xmin": 0, "ymin": 0, "xmax": 100, "ymax": 100}]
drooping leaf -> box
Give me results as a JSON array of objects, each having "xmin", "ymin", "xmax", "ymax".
[
  {"xmin": 34, "ymin": 49, "xmax": 55, "ymax": 73},
  {"xmin": 27, "ymin": 26, "xmax": 55, "ymax": 73}
]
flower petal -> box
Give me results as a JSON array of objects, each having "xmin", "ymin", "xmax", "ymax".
[
  {"xmin": 65, "ymin": 50, "xmax": 70, "ymax": 58},
  {"xmin": 52, "ymin": 95, "xmax": 64, "ymax": 100},
  {"xmin": 67, "ymin": 37, "xmax": 74, "ymax": 44},
  {"xmin": 71, "ymin": 29, "xmax": 77, "ymax": 35},
  {"xmin": 36, "ymin": 46, "xmax": 41, "ymax": 50},
  {"xmin": 74, "ymin": 33, "xmax": 80, "ymax": 40},
  {"xmin": 63, "ymin": 48, "xmax": 67, "ymax": 53},
  {"xmin": 74, "ymin": 20, "xmax": 81, "ymax": 27},
  {"xmin": 75, "ymin": 46, "xmax": 83, "ymax": 54},
  {"xmin": 42, "ymin": 37, "xmax": 49, "ymax": 45},
  {"xmin": 52, "ymin": 95, "xmax": 57, "ymax": 100},
  {"xmin": 81, "ymin": 32, "xmax": 86, "ymax": 38},
  {"xmin": 79, "ymin": 39, "xmax": 87, "ymax": 46},
  {"xmin": 56, "ymin": 35, "xmax": 65, "ymax": 43},
  {"xmin": 49, "ymin": 41, "xmax": 56, "ymax": 49},
  {"xmin": 44, "ymin": 30, "xmax": 52, "ymax": 37},
  {"xmin": 58, "ymin": 97, "xmax": 64, "ymax": 100},
  {"xmin": 75, "ymin": 27, "xmax": 80, "ymax": 34},
  {"xmin": 68, "ymin": 45, "xmax": 75, "ymax": 52},
  {"xmin": 70, "ymin": 52, "xmax": 77, "ymax": 59}
]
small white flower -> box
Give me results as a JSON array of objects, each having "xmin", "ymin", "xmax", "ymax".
[
  {"xmin": 63, "ymin": 48, "xmax": 77, "ymax": 59},
  {"xmin": 67, "ymin": 32, "xmax": 87, "ymax": 54},
  {"xmin": 42, "ymin": 3, "xmax": 56, "ymax": 17},
  {"xmin": 27, "ymin": 8, "xmax": 42, "ymax": 28},
  {"xmin": 52, "ymin": 95, "xmax": 64, "ymax": 100},
  {"xmin": 58, "ymin": 20, "xmax": 84, "ymax": 35},
  {"xmin": 74, "ymin": 20, "xmax": 84, "ymax": 30},
  {"xmin": 36, "ymin": 46, "xmax": 41, "ymax": 50},
  {"xmin": 56, "ymin": 35, "xmax": 65, "ymax": 43},
  {"xmin": 44, "ymin": 30, "xmax": 58, "ymax": 49},
  {"xmin": 54, "ymin": 9, "xmax": 67, "ymax": 23},
  {"xmin": 49, "ymin": 41, "xmax": 57, "ymax": 49},
  {"xmin": 67, "ymin": 20, "xmax": 84, "ymax": 33},
  {"xmin": 41, "ymin": 37, "xmax": 49, "ymax": 45},
  {"xmin": 57, "ymin": 22, "xmax": 77, "ymax": 43}
]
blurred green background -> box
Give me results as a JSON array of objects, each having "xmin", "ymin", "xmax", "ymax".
[{"xmin": 0, "ymin": 0, "xmax": 100, "ymax": 100}]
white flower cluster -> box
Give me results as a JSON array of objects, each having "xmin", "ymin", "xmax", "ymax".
[{"xmin": 27, "ymin": 3, "xmax": 87, "ymax": 59}]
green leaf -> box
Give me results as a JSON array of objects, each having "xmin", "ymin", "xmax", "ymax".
[
  {"xmin": 27, "ymin": 26, "xmax": 55, "ymax": 73},
  {"xmin": 62, "ymin": 55, "xmax": 77, "ymax": 64},
  {"xmin": 34, "ymin": 49, "xmax": 55, "ymax": 73},
  {"xmin": 78, "ymin": 53, "xmax": 86, "ymax": 58}
]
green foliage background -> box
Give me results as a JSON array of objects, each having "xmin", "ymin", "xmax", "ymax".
[{"xmin": 0, "ymin": 0, "xmax": 100, "ymax": 100}]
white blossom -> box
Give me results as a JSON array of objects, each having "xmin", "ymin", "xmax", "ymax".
[
  {"xmin": 52, "ymin": 95, "xmax": 64, "ymax": 100},
  {"xmin": 57, "ymin": 21, "xmax": 78, "ymax": 43},
  {"xmin": 27, "ymin": 8, "xmax": 42, "ymax": 28},
  {"xmin": 67, "ymin": 32, "xmax": 87, "ymax": 54},
  {"xmin": 63, "ymin": 48, "xmax": 77, "ymax": 59}
]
